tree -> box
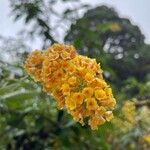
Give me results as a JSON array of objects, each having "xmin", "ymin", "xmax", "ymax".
[
  {"xmin": 65, "ymin": 6, "xmax": 147, "ymax": 84},
  {"xmin": 9, "ymin": 0, "xmax": 89, "ymax": 48}
]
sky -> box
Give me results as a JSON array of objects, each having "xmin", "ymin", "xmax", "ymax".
[{"xmin": 0, "ymin": 0, "xmax": 150, "ymax": 48}]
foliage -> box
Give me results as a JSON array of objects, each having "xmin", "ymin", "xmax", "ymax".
[
  {"xmin": 10, "ymin": 0, "xmax": 89, "ymax": 47},
  {"xmin": 65, "ymin": 6, "xmax": 149, "ymax": 85}
]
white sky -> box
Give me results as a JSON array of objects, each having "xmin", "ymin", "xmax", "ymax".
[{"xmin": 0, "ymin": 0, "xmax": 150, "ymax": 49}]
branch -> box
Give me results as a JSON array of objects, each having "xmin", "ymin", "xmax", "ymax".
[{"xmin": 135, "ymin": 100, "xmax": 150, "ymax": 107}]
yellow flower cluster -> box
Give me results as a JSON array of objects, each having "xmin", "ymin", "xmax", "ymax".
[
  {"xmin": 112, "ymin": 100, "xmax": 150, "ymax": 150},
  {"xmin": 24, "ymin": 50, "xmax": 44, "ymax": 81},
  {"xmin": 24, "ymin": 43, "xmax": 116, "ymax": 130},
  {"xmin": 122, "ymin": 101, "xmax": 136, "ymax": 124},
  {"xmin": 112, "ymin": 101, "xmax": 136, "ymax": 133},
  {"xmin": 143, "ymin": 135, "xmax": 150, "ymax": 144}
]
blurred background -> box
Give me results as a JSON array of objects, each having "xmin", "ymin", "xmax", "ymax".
[{"xmin": 0, "ymin": 0, "xmax": 150, "ymax": 149}]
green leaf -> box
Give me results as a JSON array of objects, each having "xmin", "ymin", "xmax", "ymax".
[
  {"xmin": 2, "ymin": 91, "xmax": 39, "ymax": 102},
  {"xmin": 0, "ymin": 84, "xmax": 19, "ymax": 95}
]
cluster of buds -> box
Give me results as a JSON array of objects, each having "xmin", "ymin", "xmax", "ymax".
[{"xmin": 24, "ymin": 43, "xmax": 116, "ymax": 130}]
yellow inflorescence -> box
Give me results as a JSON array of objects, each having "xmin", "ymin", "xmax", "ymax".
[
  {"xmin": 143, "ymin": 135, "xmax": 150, "ymax": 144},
  {"xmin": 24, "ymin": 43, "xmax": 116, "ymax": 130},
  {"xmin": 122, "ymin": 101, "xmax": 136, "ymax": 124},
  {"xmin": 112, "ymin": 101, "xmax": 136, "ymax": 133}
]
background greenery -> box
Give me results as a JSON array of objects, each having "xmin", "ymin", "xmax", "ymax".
[{"xmin": 0, "ymin": 0, "xmax": 150, "ymax": 149}]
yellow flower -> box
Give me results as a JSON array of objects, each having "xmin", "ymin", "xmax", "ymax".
[
  {"xmin": 86, "ymin": 98, "xmax": 98, "ymax": 110},
  {"xmin": 68, "ymin": 76, "xmax": 77, "ymax": 86},
  {"xmin": 99, "ymin": 98, "xmax": 116, "ymax": 109},
  {"xmin": 53, "ymin": 90, "xmax": 65, "ymax": 109},
  {"xmin": 95, "ymin": 106, "xmax": 106, "ymax": 116},
  {"xmin": 65, "ymin": 97, "xmax": 76, "ymax": 110},
  {"xmin": 60, "ymin": 51, "xmax": 71, "ymax": 60},
  {"xmin": 24, "ymin": 50, "xmax": 43, "ymax": 81},
  {"xmin": 72, "ymin": 92, "xmax": 84, "ymax": 105},
  {"xmin": 53, "ymin": 70, "xmax": 64, "ymax": 79},
  {"xmin": 88, "ymin": 116, "xmax": 106, "ymax": 130},
  {"xmin": 95, "ymin": 89, "xmax": 107, "ymax": 100},
  {"xmin": 122, "ymin": 101, "xmax": 135, "ymax": 123},
  {"xmin": 66, "ymin": 63, "xmax": 76, "ymax": 73},
  {"xmin": 105, "ymin": 87, "xmax": 113, "ymax": 97},
  {"xmin": 82, "ymin": 87, "xmax": 93, "ymax": 98},
  {"xmin": 104, "ymin": 111, "xmax": 114, "ymax": 121},
  {"xmin": 77, "ymin": 67, "xmax": 87, "ymax": 77},
  {"xmin": 69, "ymin": 106, "xmax": 85, "ymax": 125},
  {"xmin": 61, "ymin": 84, "xmax": 70, "ymax": 95},
  {"xmin": 55, "ymin": 96, "xmax": 65, "ymax": 109},
  {"xmin": 51, "ymin": 60, "xmax": 61, "ymax": 69},
  {"xmin": 84, "ymin": 72, "xmax": 94, "ymax": 82},
  {"xmin": 42, "ymin": 66, "xmax": 51, "ymax": 76},
  {"xmin": 91, "ymin": 78, "xmax": 106, "ymax": 88},
  {"xmin": 48, "ymin": 52, "xmax": 59, "ymax": 61},
  {"xmin": 143, "ymin": 135, "xmax": 150, "ymax": 144}
]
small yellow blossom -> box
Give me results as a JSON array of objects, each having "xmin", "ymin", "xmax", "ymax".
[
  {"xmin": 77, "ymin": 67, "xmax": 87, "ymax": 77},
  {"xmin": 143, "ymin": 135, "xmax": 150, "ymax": 144},
  {"xmin": 66, "ymin": 63, "xmax": 76, "ymax": 73},
  {"xmin": 54, "ymin": 69, "xmax": 64, "ymax": 79},
  {"xmin": 104, "ymin": 111, "xmax": 114, "ymax": 121},
  {"xmin": 91, "ymin": 78, "xmax": 106, "ymax": 88},
  {"xmin": 24, "ymin": 50, "xmax": 44, "ymax": 81},
  {"xmin": 95, "ymin": 106, "xmax": 106, "ymax": 115},
  {"xmin": 95, "ymin": 89, "xmax": 107, "ymax": 101},
  {"xmin": 68, "ymin": 76, "xmax": 77, "ymax": 86},
  {"xmin": 86, "ymin": 98, "xmax": 98, "ymax": 110},
  {"xmin": 84, "ymin": 72, "xmax": 94, "ymax": 82},
  {"xmin": 60, "ymin": 51, "xmax": 71, "ymax": 60},
  {"xmin": 88, "ymin": 116, "xmax": 106, "ymax": 130},
  {"xmin": 48, "ymin": 52, "xmax": 59, "ymax": 61},
  {"xmin": 53, "ymin": 90, "xmax": 65, "ymax": 109},
  {"xmin": 82, "ymin": 87, "xmax": 94, "ymax": 98},
  {"xmin": 61, "ymin": 84, "xmax": 70, "ymax": 95},
  {"xmin": 65, "ymin": 97, "xmax": 76, "ymax": 110},
  {"xmin": 122, "ymin": 101, "xmax": 136, "ymax": 123},
  {"xmin": 72, "ymin": 92, "xmax": 84, "ymax": 105},
  {"xmin": 52, "ymin": 60, "xmax": 61, "ymax": 68}
]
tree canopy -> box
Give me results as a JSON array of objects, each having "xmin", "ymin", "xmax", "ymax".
[{"xmin": 65, "ymin": 6, "xmax": 149, "ymax": 84}]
